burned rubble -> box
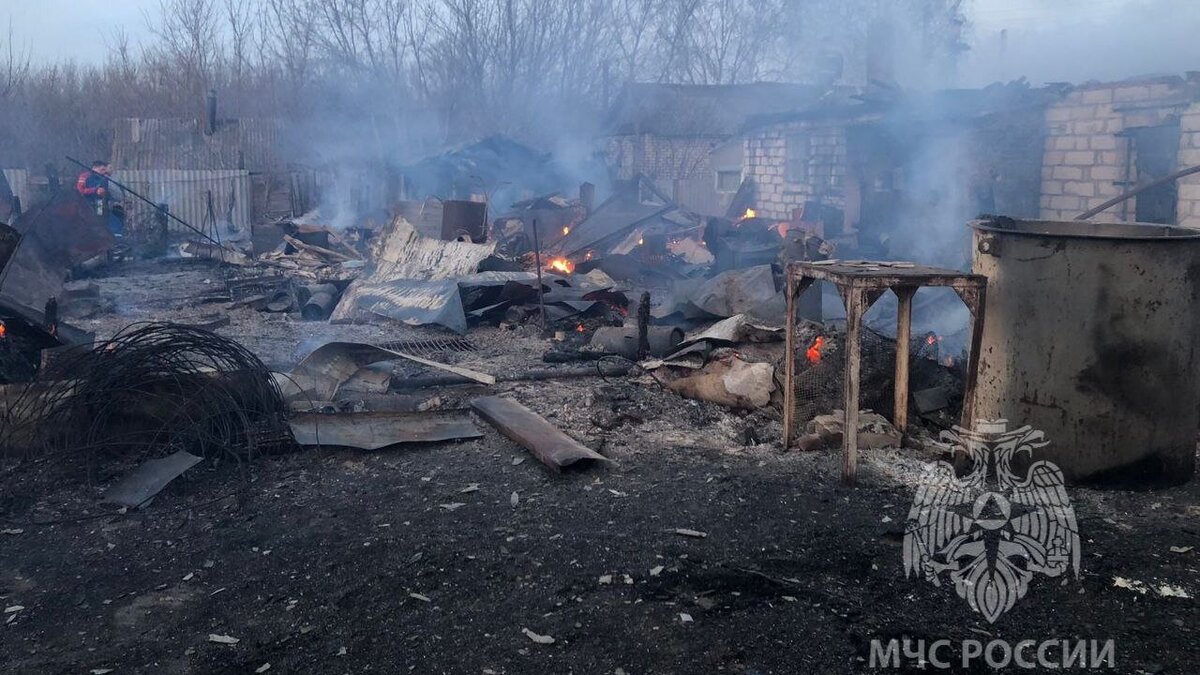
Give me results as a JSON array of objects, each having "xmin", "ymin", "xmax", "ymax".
[{"xmin": 2, "ymin": 36, "xmax": 1199, "ymax": 675}]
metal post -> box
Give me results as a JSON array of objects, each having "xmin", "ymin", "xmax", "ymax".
[{"xmin": 893, "ymin": 286, "xmax": 916, "ymax": 436}]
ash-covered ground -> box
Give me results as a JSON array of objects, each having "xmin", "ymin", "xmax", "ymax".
[{"xmin": 1, "ymin": 259, "xmax": 1197, "ymax": 674}]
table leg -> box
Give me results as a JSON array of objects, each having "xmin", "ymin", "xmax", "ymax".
[
  {"xmin": 893, "ymin": 286, "xmax": 916, "ymax": 436},
  {"xmin": 842, "ymin": 286, "xmax": 864, "ymax": 486}
]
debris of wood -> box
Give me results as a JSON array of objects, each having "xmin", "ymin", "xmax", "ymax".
[
  {"xmin": 207, "ymin": 634, "xmax": 240, "ymax": 645},
  {"xmin": 672, "ymin": 528, "xmax": 707, "ymax": 538},
  {"xmin": 288, "ymin": 411, "xmax": 483, "ymax": 450},
  {"xmin": 470, "ymin": 396, "xmax": 610, "ymax": 472},
  {"xmin": 103, "ymin": 450, "xmax": 204, "ymax": 508}
]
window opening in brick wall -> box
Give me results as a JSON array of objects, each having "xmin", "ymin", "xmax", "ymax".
[
  {"xmin": 786, "ymin": 133, "xmax": 811, "ymax": 183},
  {"xmin": 1130, "ymin": 124, "xmax": 1181, "ymax": 224},
  {"xmin": 716, "ymin": 169, "xmax": 741, "ymax": 193}
]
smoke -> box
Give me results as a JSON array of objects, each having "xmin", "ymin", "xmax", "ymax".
[{"xmin": 961, "ymin": 0, "xmax": 1200, "ymax": 87}]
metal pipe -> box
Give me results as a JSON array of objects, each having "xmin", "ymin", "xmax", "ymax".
[
  {"xmin": 1075, "ymin": 163, "xmax": 1200, "ymax": 220},
  {"xmin": 64, "ymin": 156, "xmax": 225, "ymax": 250}
]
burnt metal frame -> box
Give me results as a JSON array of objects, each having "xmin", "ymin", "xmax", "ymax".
[{"xmin": 783, "ymin": 261, "xmax": 987, "ymax": 485}]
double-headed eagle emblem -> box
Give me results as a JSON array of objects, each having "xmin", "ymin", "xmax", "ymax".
[{"xmin": 903, "ymin": 420, "xmax": 1080, "ymax": 623}]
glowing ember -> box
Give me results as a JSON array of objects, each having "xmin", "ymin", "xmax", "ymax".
[
  {"xmin": 637, "ymin": 237, "xmax": 644, "ymax": 246},
  {"xmin": 547, "ymin": 257, "xmax": 574, "ymax": 274},
  {"xmin": 741, "ymin": 208, "xmax": 757, "ymax": 220},
  {"xmin": 562, "ymin": 226, "xmax": 570, "ymax": 236},
  {"xmin": 0, "ymin": 320, "xmax": 6, "ymax": 339},
  {"xmin": 575, "ymin": 323, "xmax": 585, "ymax": 333},
  {"xmin": 585, "ymin": 250, "xmax": 594, "ymax": 260},
  {"xmin": 806, "ymin": 336, "xmax": 826, "ymax": 364}
]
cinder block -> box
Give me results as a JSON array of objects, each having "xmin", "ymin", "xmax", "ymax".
[
  {"xmin": 1068, "ymin": 105, "xmax": 1098, "ymax": 120},
  {"xmin": 1052, "ymin": 166, "xmax": 1084, "ymax": 180},
  {"xmin": 1090, "ymin": 165, "xmax": 1120, "ymax": 181},
  {"xmin": 1064, "ymin": 181, "xmax": 1097, "ymax": 197},
  {"xmin": 1064, "ymin": 151, "xmax": 1095, "ymax": 165},
  {"xmin": 1072, "ymin": 119, "xmax": 1107, "ymax": 135},
  {"xmin": 1177, "ymin": 183, "xmax": 1200, "ymax": 201},
  {"xmin": 1042, "ymin": 180, "xmax": 1064, "ymax": 195},
  {"xmin": 1113, "ymin": 85, "xmax": 1152, "ymax": 102},
  {"xmin": 1097, "ymin": 151, "xmax": 1120, "ymax": 164},
  {"xmin": 1046, "ymin": 106, "xmax": 1073, "ymax": 122},
  {"xmin": 1089, "ymin": 135, "xmax": 1118, "ymax": 151},
  {"xmin": 1081, "ymin": 88, "xmax": 1114, "ymax": 104},
  {"xmin": 1180, "ymin": 117, "xmax": 1200, "ymax": 136},
  {"xmin": 1050, "ymin": 195, "xmax": 1083, "ymax": 210}
]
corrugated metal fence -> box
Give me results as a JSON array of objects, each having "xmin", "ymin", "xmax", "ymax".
[
  {"xmin": 2, "ymin": 169, "xmax": 31, "ymax": 210},
  {"xmin": 112, "ymin": 169, "xmax": 252, "ymax": 234}
]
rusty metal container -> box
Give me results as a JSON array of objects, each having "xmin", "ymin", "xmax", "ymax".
[{"xmin": 970, "ymin": 217, "xmax": 1200, "ymax": 484}]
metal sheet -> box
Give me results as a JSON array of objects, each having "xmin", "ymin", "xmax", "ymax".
[
  {"xmin": 354, "ymin": 278, "xmax": 466, "ymax": 333},
  {"xmin": 111, "ymin": 169, "xmax": 253, "ymax": 234},
  {"xmin": 289, "ymin": 411, "xmax": 482, "ymax": 450},
  {"xmin": 331, "ymin": 216, "xmax": 496, "ymax": 324},
  {"xmin": 103, "ymin": 450, "xmax": 203, "ymax": 508},
  {"xmin": 470, "ymin": 396, "xmax": 610, "ymax": 472}
]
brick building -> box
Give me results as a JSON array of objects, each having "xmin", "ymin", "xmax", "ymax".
[
  {"xmin": 602, "ymin": 82, "xmax": 826, "ymax": 217},
  {"xmin": 741, "ymin": 83, "xmax": 1051, "ymax": 261},
  {"xmin": 1037, "ymin": 74, "xmax": 1200, "ymax": 226}
]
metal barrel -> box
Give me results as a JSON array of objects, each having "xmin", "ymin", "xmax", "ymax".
[{"xmin": 970, "ymin": 217, "xmax": 1200, "ymax": 485}]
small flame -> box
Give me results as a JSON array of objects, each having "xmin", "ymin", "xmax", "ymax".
[
  {"xmin": 562, "ymin": 226, "xmax": 570, "ymax": 236},
  {"xmin": 943, "ymin": 356, "xmax": 956, "ymax": 368},
  {"xmin": 575, "ymin": 323, "xmax": 585, "ymax": 333},
  {"xmin": 0, "ymin": 320, "xmax": 6, "ymax": 339},
  {"xmin": 741, "ymin": 208, "xmax": 757, "ymax": 220},
  {"xmin": 806, "ymin": 336, "xmax": 825, "ymax": 364},
  {"xmin": 585, "ymin": 250, "xmax": 593, "ymax": 260},
  {"xmin": 547, "ymin": 257, "xmax": 574, "ymax": 274},
  {"xmin": 637, "ymin": 237, "xmax": 644, "ymax": 246}
]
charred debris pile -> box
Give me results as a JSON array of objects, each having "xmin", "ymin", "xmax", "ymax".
[{"xmin": 0, "ymin": 160, "xmax": 967, "ymax": 518}]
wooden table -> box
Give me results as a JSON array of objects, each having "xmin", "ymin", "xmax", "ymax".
[{"xmin": 783, "ymin": 260, "xmax": 987, "ymax": 484}]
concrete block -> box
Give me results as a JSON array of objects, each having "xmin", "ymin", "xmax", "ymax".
[
  {"xmin": 1180, "ymin": 113, "xmax": 1200, "ymax": 133},
  {"xmin": 1178, "ymin": 148, "xmax": 1200, "ymax": 165},
  {"xmin": 1044, "ymin": 150, "xmax": 1066, "ymax": 165},
  {"xmin": 1046, "ymin": 106, "xmax": 1072, "ymax": 122},
  {"xmin": 1089, "ymin": 135, "xmax": 1118, "ymax": 151},
  {"xmin": 1097, "ymin": 151, "xmax": 1120, "ymax": 164},
  {"xmin": 1113, "ymin": 85, "xmax": 1152, "ymax": 102},
  {"xmin": 1042, "ymin": 180, "xmax": 1064, "ymax": 195},
  {"xmin": 1052, "ymin": 166, "xmax": 1084, "ymax": 180},
  {"xmin": 1069, "ymin": 105, "xmax": 1098, "ymax": 120},
  {"xmin": 1090, "ymin": 165, "xmax": 1120, "ymax": 181},
  {"xmin": 1050, "ymin": 195, "xmax": 1082, "ymax": 211},
  {"xmin": 1081, "ymin": 88, "xmax": 1114, "ymax": 104},
  {"xmin": 1064, "ymin": 151, "xmax": 1095, "ymax": 165},
  {"xmin": 1178, "ymin": 183, "xmax": 1200, "ymax": 201},
  {"xmin": 1064, "ymin": 181, "xmax": 1096, "ymax": 197},
  {"xmin": 1072, "ymin": 119, "xmax": 1107, "ymax": 135}
]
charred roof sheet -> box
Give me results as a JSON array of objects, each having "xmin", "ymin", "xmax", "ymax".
[
  {"xmin": 111, "ymin": 117, "xmax": 283, "ymax": 172},
  {"xmin": 604, "ymin": 82, "xmax": 829, "ymax": 137}
]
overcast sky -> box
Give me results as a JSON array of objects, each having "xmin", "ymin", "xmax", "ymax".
[{"xmin": 5, "ymin": 0, "xmax": 1199, "ymax": 85}]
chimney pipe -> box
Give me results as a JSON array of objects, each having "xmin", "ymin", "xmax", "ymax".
[
  {"xmin": 579, "ymin": 182, "xmax": 595, "ymax": 216},
  {"xmin": 205, "ymin": 89, "xmax": 217, "ymax": 135}
]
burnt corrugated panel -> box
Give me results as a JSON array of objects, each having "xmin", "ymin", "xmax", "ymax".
[
  {"xmin": 112, "ymin": 169, "xmax": 252, "ymax": 234},
  {"xmin": 1, "ymin": 169, "xmax": 31, "ymax": 211},
  {"xmin": 112, "ymin": 118, "xmax": 283, "ymax": 172}
]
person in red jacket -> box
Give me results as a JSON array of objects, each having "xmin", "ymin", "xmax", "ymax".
[
  {"xmin": 75, "ymin": 160, "xmax": 124, "ymax": 236},
  {"xmin": 76, "ymin": 160, "xmax": 111, "ymax": 205}
]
